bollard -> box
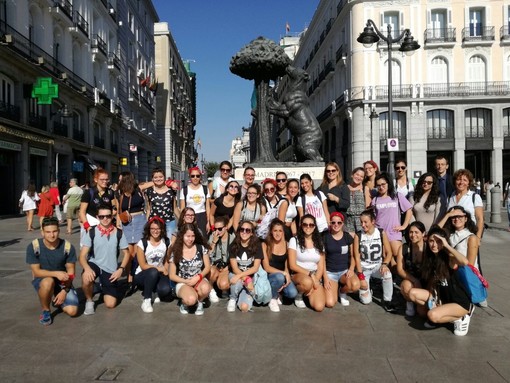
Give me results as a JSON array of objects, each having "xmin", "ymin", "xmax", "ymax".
[
  {"xmin": 490, "ymin": 186, "xmax": 501, "ymax": 223},
  {"xmin": 486, "ymin": 190, "xmax": 491, "ymax": 212}
]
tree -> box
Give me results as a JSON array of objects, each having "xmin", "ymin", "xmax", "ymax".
[
  {"xmin": 202, "ymin": 161, "xmax": 220, "ymax": 179},
  {"xmin": 230, "ymin": 36, "xmax": 291, "ymax": 163}
]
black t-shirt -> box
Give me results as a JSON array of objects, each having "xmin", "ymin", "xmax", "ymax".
[
  {"xmin": 324, "ymin": 232, "xmax": 353, "ymax": 272},
  {"xmin": 229, "ymin": 242, "xmax": 263, "ymax": 273},
  {"xmin": 81, "ymin": 187, "xmax": 115, "ymax": 217},
  {"xmin": 214, "ymin": 195, "xmax": 235, "ymax": 219},
  {"xmin": 118, "ymin": 189, "xmax": 145, "ymax": 213}
]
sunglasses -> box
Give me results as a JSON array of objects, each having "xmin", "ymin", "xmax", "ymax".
[
  {"xmin": 228, "ymin": 185, "xmax": 239, "ymax": 189},
  {"xmin": 276, "ymin": 179, "xmax": 287, "ymax": 183},
  {"xmin": 395, "ymin": 166, "xmax": 406, "ymax": 170},
  {"xmin": 190, "ymin": 174, "xmax": 201, "ymax": 178},
  {"xmin": 264, "ymin": 188, "xmax": 275, "ymax": 193},
  {"xmin": 450, "ymin": 215, "xmax": 466, "ymax": 220},
  {"xmin": 326, "ymin": 169, "xmax": 337, "ymax": 173},
  {"xmin": 302, "ymin": 223, "xmax": 316, "ymax": 228},
  {"xmin": 98, "ymin": 214, "xmax": 112, "ymax": 219},
  {"xmin": 239, "ymin": 227, "xmax": 252, "ymax": 233},
  {"xmin": 220, "ymin": 168, "xmax": 231, "ymax": 172},
  {"xmin": 422, "ymin": 180, "xmax": 433, "ymax": 186},
  {"xmin": 214, "ymin": 226, "xmax": 225, "ymax": 231},
  {"xmin": 331, "ymin": 221, "xmax": 343, "ymax": 225}
]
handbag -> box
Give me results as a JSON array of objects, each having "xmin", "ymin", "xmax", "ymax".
[
  {"xmin": 119, "ymin": 194, "xmax": 132, "ymax": 224},
  {"xmin": 457, "ymin": 264, "xmax": 489, "ymax": 304},
  {"xmin": 253, "ymin": 266, "xmax": 272, "ymax": 305}
]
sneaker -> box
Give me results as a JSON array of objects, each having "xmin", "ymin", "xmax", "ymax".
[
  {"xmin": 424, "ymin": 320, "xmax": 436, "ymax": 329},
  {"xmin": 383, "ymin": 301, "xmax": 397, "ymax": 313},
  {"xmin": 477, "ymin": 299, "xmax": 488, "ymax": 308},
  {"xmin": 153, "ymin": 294, "xmax": 161, "ymax": 304},
  {"xmin": 294, "ymin": 295, "xmax": 306, "ymax": 309},
  {"xmin": 405, "ymin": 301, "xmax": 416, "ymax": 317},
  {"xmin": 453, "ymin": 314, "xmax": 472, "ymax": 336},
  {"xmin": 269, "ymin": 299, "xmax": 280, "ymax": 312},
  {"xmin": 141, "ymin": 298, "xmax": 153, "ymax": 313},
  {"xmin": 179, "ymin": 304, "xmax": 189, "ymax": 315},
  {"xmin": 195, "ymin": 302, "xmax": 204, "ymax": 316},
  {"xmin": 227, "ymin": 299, "xmax": 236, "ymax": 312},
  {"xmin": 209, "ymin": 288, "xmax": 219, "ymax": 303},
  {"xmin": 39, "ymin": 310, "xmax": 52, "ymax": 326},
  {"xmin": 84, "ymin": 300, "xmax": 95, "ymax": 315},
  {"xmin": 339, "ymin": 293, "xmax": 350, "ymax": 306},
  {"xmin": 277, "ymin": 296, "xmax": 282, "ymax": 305}
]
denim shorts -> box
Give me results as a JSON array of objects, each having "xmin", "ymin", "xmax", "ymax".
[
  {"xmin": 32, "ymin": 277, "xmax": 79, "ymax": 307},
  {"xmin": 326, "ymin": 269, "xmax": 348, "ymax": 283}
]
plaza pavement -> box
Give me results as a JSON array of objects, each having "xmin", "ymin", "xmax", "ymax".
[{"xmin": 0, "ymin": 209, "xmax": 509, "ymax": 383}]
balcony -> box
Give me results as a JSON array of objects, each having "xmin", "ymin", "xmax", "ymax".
[
  {"xmin": 28, "ymin": 113, "xmax": 47, "ymax": 131},
  {"xmin": 107, "ymin": 51, "xmax": 121, "ymax": 73},
  {"xmin": 72, "ymin": 127, "xmax": 84, "ymax": 142},
  {"xmin": 94, "ymin": 137, "xmax": 105, "ymax": 149},
  {"xmin": 0, "ymin": 100, "xmax": 20, "ymax": 122},
  {"xmin": 52, "ymin": 121, "xmax": 68, "ymax": 137},
  {"xmin": 424, "ymin": 28, "xmax": 456, "ymax": 47},
  {"xmin": 422, "ymin": 81, "xmax": 510, "ymax": 97},
  {"xmin": 501, "ymin": 26, "xmax": 510, "ymax": 43},
  {"xmin": 91, "ymin": 34, "xmax": 108, "ymax": 58},
  {"xmin": 375, "ymin": 85, "xmax": 413, "ymax": 99},
  {"xmin": 462, "ymin": 26, "xmax": 495, "ymax": 44},
  {"xmin": 49, "ymin": 0, "xmax": 73, "ymax": 26},
  {"xmin": 70, "ymin": 10, "xmax": 88, "ymax": 41}
]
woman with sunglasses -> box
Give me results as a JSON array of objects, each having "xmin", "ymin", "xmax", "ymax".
[
  {"xmin": 134, "ymin": 217, "xmax": 172, "ymax": 313},
  {"xmin": 345, "ymin": 167, "xmax": 366, "ymax": 236},
  {"xmin": 262, "ymin": 178, "xmax": 283, "ymax": 210},
  {"xmin": 410, "ymin": 173, "xmax": 441, "ymax": 232},
  {"xmin": 207, "ymin": 215, "xmax": 235, "ymax": 303},
  {"xmin": 227, "ymin": 221, "xmax": 263, "ymax": 313},
  {"xmin": 407, "ymin": 226, "xmax": 473, "ymax": 336},
  {"xmin": 296, "ymin": 174, "xmax": 330, "ymax": 233},
  {"xmin": 394, "ymin": 158, "xmax": 414, "ymax": 200},
  {"xmin": 278, "ymin": 178, "xmax": 299, "ymax": 241},
  {"xmin": 371, "ymin": 173, "xmax": 413, "ymax": 260},
  {"xmin": 209, "ymin": 180, "xmax": 240, "ymax": 232},
  {"xmin": 396, "ymin": 221, "xmax": 426, "ymax": 317},
  {"xmin": 353, "ymin": 209, "xmax": 396, "ymax": 312},
  {"xmin": 363, "ymin": 160, "xmax": 380, "ymax": 207},
  {"xmin": 318, "ymin": 162, "xmax": 350, "ymax": 215},
  {"xmin": 323, "ymin": 212, "xmax": 360, "ymax": 308},
  {"xmin": 288, "ymin": 214, "xmax": 326, "ymax": 311},
  {"xmin": 262, "ymin": 219, "xmax": 298, "ymax": 312},
  {"xmin": 169, "ymin": 223, "xmax": 212, "ymax": 315},
  {"xmin": 232, "ymin": 184, "xmax": 266, "ymax": 232},
  {"xmin": 275, "ymin": 171, "xmax": 288, "ymax": 197},
  {"xmin": 208, "ymin": 160, "xmax": 234, "ymax": 201},
  {"xmin": 180, "ymin": 167, "xmax": 210, "ymax": 236}
]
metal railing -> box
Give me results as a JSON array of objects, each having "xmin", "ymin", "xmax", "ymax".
[
  {"xmin": 0, "ymin": 100, "xmax": 20, "ymax": 122},
  {"xmin": 91, "ymin": 34, "xmax": 107, "ymax": 56},
  {"xmin": 72, "ymin": 127, "xmax": 84, "ymax": 142},
  {"xmin": 52, "ymin": 121, "xmax": 68, "ymax": 137},
  {"xmin": 28, "ymin": 113, "xmax": 47, "ymax": 131},
  {"xmin": 462, "ymin": 26, "xmax": 495, "ymax": 41},
  {"xmin": 53, "ymin": 0, "xmax": 73, "ymax": 21},
  {"xmin": 73, "ymin": 10, "xmax": 88, "ymax": 37},
  {"xmin": 424, "ymin": 28, "xmax": 456, "ymax": 43}
]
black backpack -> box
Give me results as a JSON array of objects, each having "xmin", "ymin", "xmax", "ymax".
[{"xmin": 88, "ymin": 227, "xmax": 123, "ymax": 259}]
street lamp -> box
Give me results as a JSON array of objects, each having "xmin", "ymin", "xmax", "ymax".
[
  {"xmin": 357, "ymin": 19, "xmax": 420, "ymax": 178},
  {"xmin": 369, "ymin": 107, "xmax": 379, "ymax": 160}
]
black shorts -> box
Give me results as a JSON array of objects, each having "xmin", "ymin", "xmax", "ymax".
[{"xmin": 88, "ymin": 262, "xmax": 120, "ymax": 299}]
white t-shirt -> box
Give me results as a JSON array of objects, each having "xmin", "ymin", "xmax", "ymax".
[
  {"xmin": 211, "ymin": 176, "xmax": 234, "ymax": 199},
  {"xmin": 446, "ymin": 190, "xmax": 483, "ymax": 224},
  {"xmin": 288, "ymin": 237, "xmax": 321, "ymax": 272},
  {"xmin": 135, "ymin": 239, "xmax": 168, "ymax": 274},
  {"xmin": 296, "ymin": 191, "xmax": 328, "ymax": 232},
  {"xmin": 179, "ymin": 185, "xmax": 210, "ymax": 214}
]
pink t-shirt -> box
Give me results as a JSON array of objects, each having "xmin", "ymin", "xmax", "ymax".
[{"xmin": 371, "ymin": 193, "xmax": 412, "ymax": 241}]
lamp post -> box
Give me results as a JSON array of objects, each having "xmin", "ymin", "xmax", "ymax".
[
  {"xmin": 357, "ymin": 19, "xmax": 420, "ymax": 178},
  {"xmin": 369, "ymin": 107, "xmax": 379, "ymax": 160}
]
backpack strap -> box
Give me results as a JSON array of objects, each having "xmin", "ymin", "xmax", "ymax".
[
  {"xmin": 63, "ymin": 240, "xmax": 72, "ymax": 256},
  {"xmin": 142, "ymin": 238, "xmax": 148, "ymax": 253},
  {"xmin": 32, "ymin": 238, "xmax": 40, "ymax": 257},
  {"xmin": 183, "ymin": 186, "xmax": 188, "ymax": 203},
  {"xmin": 202, "ymin": 184, "xmax": 208, "ymax": 197}
]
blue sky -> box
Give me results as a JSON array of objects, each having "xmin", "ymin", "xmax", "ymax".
[{"xmin": 152, "ymin": 1, "xmax": 320, "ymax": 164}]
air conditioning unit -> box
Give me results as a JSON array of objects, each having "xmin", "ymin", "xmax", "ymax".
[
  {"xmin": 61, "ymin": 72, "xmax": 68, "ymax": 80},
  {"xmin": 2, "ymin": 34, "xmax": 13, "ymax": 44},
  {"xmin": 37, "ymin": 56, "xmax": 45, "ymax": 65}
]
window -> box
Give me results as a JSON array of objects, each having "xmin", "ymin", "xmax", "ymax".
[
  {"xmin": 383, "ymin": 11, "xmax": 400, "ymax": 34},
  {"xmin": 430, "ymin": 56, "xmax": 448, "ymax": 84},
  {"xmin": 379, "ymin": 111, "xmax": 406, "ymax": 140},
  {"xmin": 430, "ymin": 9, "xmax": 447, "ymax": 38},
  {"xmin": 0, "ymin": 75, "xmax": 13, "ymax": 105},
  {"xmin": 427, "ymin": 109, "xmax": 454, "ymax": 139},
  {"xmin": 468, "ymin": 55, "xmax": 486, "ymax": 82},
  {"xmin": 469, "ymin": 8, "xmax": 484, "ymax": 37},
  {"xmin": 465, "ymin": 108, "xmax": 492, "ymax": 138},
  {"xmin": 503, "ymin": 108, "xmax": 510, "ymax": 137}
]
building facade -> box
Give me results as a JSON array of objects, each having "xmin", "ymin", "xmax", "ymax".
[
  {"xmin": 275, "ymin": 0, "xmax": 510, "ymax": 185},
  {"xmin": 0, "ymin": 0, "xmax": 158, "ymax": 215},
  {"xmin": 154, "ymin": 22, "xmax": 197, "ymax": 182}
]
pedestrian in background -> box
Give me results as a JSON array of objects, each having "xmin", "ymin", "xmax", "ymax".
[
  {"xmin": 49, "ymin": 181, "xmax": 63, "ymax": 224},
  {"xmin": 19, "ymin": 180, "xmax": 39, "ymax": 231},
  {"xmin": 37, "ymin": 185, "xmax": 55, "ymax": 228}
]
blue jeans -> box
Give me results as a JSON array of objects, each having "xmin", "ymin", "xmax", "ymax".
[
  {"xmin": 134, "ymin": 267, "xmax": 172, "ymax": 299},
  {"xmin": 166, "ymin": 219, "xmax": 176, "ymax": 238},
  {"xmin": 268, "ymin": 272, "xmax": 298, "ymax": 299},
  {"xmin": 229, "ymin": 273, "xmax": 253, "ymax": 310}
]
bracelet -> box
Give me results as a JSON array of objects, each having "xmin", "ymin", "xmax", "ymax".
[
  {"xmin": 83, "ymin": 222, "xmax": 90, "ymax": 231},
  {"xmin": 197, "ymin": 273, "xmax": 203, "ymax": 283},
  {"xmin": 382, "ymin": 262, "xmax": 389, "ymax": 267},
  {"xmin": 118, "ymin": 266, "xmax": 125, "ymax": 272},
  {"xmin": 357, "ymin": 272, "xmax": 366, "ymax": 281}
]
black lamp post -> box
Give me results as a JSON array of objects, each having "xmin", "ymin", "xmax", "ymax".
[
  {"xmin": 369, "ymin": 107, "xmax": 379, "ymax": 160},
  {"xmin": 357, "ymin": 20, "xmax": 420, "ymax": 178}
]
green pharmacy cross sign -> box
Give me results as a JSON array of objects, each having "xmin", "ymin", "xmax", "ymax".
[{"xmin": 31, "ymin": 77, "xmax": 59, "ymax": 105}]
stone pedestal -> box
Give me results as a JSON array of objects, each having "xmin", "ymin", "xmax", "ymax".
[{"xmin": 234, "ymin": 162, "xmax": 325, "ymax": 184}]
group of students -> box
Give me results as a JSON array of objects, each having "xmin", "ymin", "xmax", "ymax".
[{"xmin": 26, "ymin": 157, "xmax": 486, "ymax": 336}]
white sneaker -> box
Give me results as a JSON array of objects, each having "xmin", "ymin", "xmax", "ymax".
[
  {"xmin": 141, "ymin": 298, "xmax": 153, "ymax": 313},
  {"xmin": 195, "ymin": 302, "xmax": 204, "ymax": 316},
  {"xmin": 84, "ymin": 300, "xmax": 95, "ymax": 315},
  {"xmin": 277, "ymin": 296, "xmax": 282, "ymax": 305},
  {"xmin": 153, "ymin": 294, "xmax": 161, "ymax": 304},
  {"xmin": 179, "ymin": 304, "xmax": 189, "ymax": 315},
  {"xmin": 339, "ymin": 293, "xmax": 350, "ymax": 306},
  {"xmin": 453, "ymin": 315, "xmax": 471, "ymax": 336},
  {"xmin": 227, "ymin": 299, "xmax": 236, "ymax": 312},
  {"xmin": 294, "ymin": 295, "xmax": 306, "ymax": 309},
  {"xmin": 477, "ymin": 299, "xmax": 488, "ymax": 308},
  {"xmin": 268, "ymin": 299, "xmax": 280, "ymax": 312},
  {"xmin": 209, "ymin": 288, "xmax": 219, "ymax": 303},
  {"xmin": 405, "ymin": 301, "xmax": 416, "ymax": 317}
]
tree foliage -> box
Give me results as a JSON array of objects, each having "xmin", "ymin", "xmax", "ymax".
[{"xmin": 202, "ymin": 161, "xmax": 220, "ymax": 179}]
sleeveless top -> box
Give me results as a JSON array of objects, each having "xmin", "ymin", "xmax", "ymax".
[
  {"xmin": 240, "ymin": 201, "xmax": 262, "ymax": 222},
  {"xmin": 358, "ymin": 229, "xmax": 384, "ymax": 270}
]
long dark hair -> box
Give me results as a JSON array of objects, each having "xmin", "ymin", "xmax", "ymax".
[
  {"xmin": 143, "ymin": 216, "xmax": 168, "ymax": 242},
  {"xmin": 421, "ymin": 226, "xmax": 451, "ymax": 284},
  {"xmin": 443, "ymin": 206, "xmax": 478, "ymax": 235},
  {"xmin": 118, "ymin": 171, "xmax": 136, "ymax": 194},
  {"xmin": 296, "ymin": 214, "xmax": 323, "ymax": 252},
  {"xmin": 265, "ymin": 219, "xmax": 287, "ymax": 262},
  {"xmin": 413, "ymin": 172, "xmax": 439, "ymax": 211},
  {"xmin": 286, "ymin": 179, "xmax": 299, "ymax": 203},
  {"xmin": 26, "ymin": 180, "xmax": 36, "ymax": 197},
  {"xmin": 171, "ymin": 223, "xmax": 210, "ymax": 267},
  {"xmin": 221, "ymin": 180, "xmax": 241, "ymax": 204},
  {"xmin": 229, "ymin": 221, "xmax": 260, "ymax": 259},
  {"xmin": 375, "ymin": 172, "xmax": 396, "ymax": 199}
]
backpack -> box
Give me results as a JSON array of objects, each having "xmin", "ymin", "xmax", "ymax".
[
  {"xmin": 32, "ymin": 238, "xmax": 72, "ymax": 257},
  {"xmin": 253, "ymin": 266, "xmax": 272, "ymax": 304},
  {"xmin": 183, "ymin": 185, "xmax": 208, "ymax": 206},
  {"xmin": 457, "ymin": 264, "xmax": 489, "ymax": 304}
]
